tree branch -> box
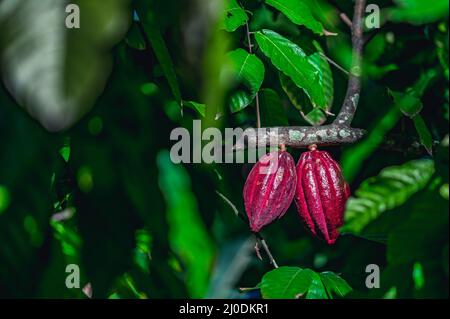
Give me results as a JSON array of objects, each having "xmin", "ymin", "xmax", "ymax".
[
  {"xmin": 334, "ymin": 0, "xmax": 366, "ymax": 126},
  {"xmin": 233, "ymin": 0, "xmax": 367, "ymax": 150}
]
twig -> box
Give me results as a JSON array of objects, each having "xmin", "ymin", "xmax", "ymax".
[
  {"xmin": 216, "ymin": 191, "xmax": 279, "ymax": 269},
  {"xmin": 334, "ymin": 0, "xmax": 366, "ymax": 126},
  {"xmin": 340, "ymin": 13, "xmax": 353, "ymax": 28},
  {"xmin": 233, "ymin": 0, "xmax": 367, "ymax": 150},
  {"xmin": 245, "ymin": 21, "xmax": 261, "ymax": 129},
  {"xmin": 255, "ymin": 233, "xmax": 279, "ymax": 268},
  {"xmin": 319, "ymin": 52, "xmax": 349, "ymax": 76}
]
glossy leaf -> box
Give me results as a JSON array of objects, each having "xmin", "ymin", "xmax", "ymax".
[
  {"xmin": 265, "ymin": 0, "xmax": 323, "ymax": 35},
  {"xmin": 0, "ymin": 0, "xmax": 132, "ymax": 131},
  {"xmin": 259, "ymin": 267, "xmax": 315, "ymax": 299},
  {"xmin": 228, "ymin": 48, "xmax": 265, "ymax": 112},
  {"xmin": 256, "ymin": 30, "xmax": 325, "ymax": 108},
  {"xmin": 223, "ymin": 0, "xmax": 248, "ymax": 32},
  {"xmin": 343, "ymin": 159, "xmax": 435, "ymax": 234}
]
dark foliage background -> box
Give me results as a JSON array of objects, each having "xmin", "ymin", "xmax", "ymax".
[{"xmin": 0, "ymin": 0, "xmax": 448, "ymax": 298}]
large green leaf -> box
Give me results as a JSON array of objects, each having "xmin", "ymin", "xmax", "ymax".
[
  {"xmin": 259, "ymin": 267, "xmax": 315, "ymax": 299},
  {"xmin": 255, "ymin": 29, "xmax": 325, "ymax": 108},
  {"xmin": 389, "ymin": 0, "xmax": 449, "ymax": 25},
  {"xmin": 0, "ymin": 0, "xmax": 132, "ymax": 131},
  {"xmin": 265, "ymin": 0, "xmax": 323, "ymax": 35},
  {"xmin": 259, "ymin": 267, "xmax": 352, "ymax": 299},
  {"xmin": 157, "ymin": 150, "xmax": 215, "ymax": 298},
  {"xmin": 223, "ymin": 0, "xmax": 248, "ymax": 32},
  {"xmin": 343, "ymin": 159, "xmax": 435, "ymax": 234},
  {"xmin": 279, "ymin": 39, "xmax": 333, "ymax": 125},
  {"xmin": 227, "ymin": 48, "xmax": 265, "ymax": 113}
]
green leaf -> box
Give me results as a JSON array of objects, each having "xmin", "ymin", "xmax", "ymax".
[
  {"xmin": 259, "ymin": 267, "xmax": 330, "ymax": 299},
  {"xmin": 0, "ymin": 0, "xmax": 132, "ymax": 131},
  {"xmin": 304, "ymin": 108, "xmax": 327, "ymax": 126},
  {"xmin": 413, "ymin": 115, "xmax": 433, "ymax": 155},
  {"xmin": 183, "ymin": 100, "xmax": 206, "ymax": 117},
  {"xmin": 343, "ymin": 159, "xmax": 435, "ymax": 234},
  {"xmin": 135, "ymin": 4, "xmax": 182, "ymax": 106},
  {"xmin": 260, "ymin": 267, "xmax": 312, "ymax": 299},
  {"xmin": 389, "ymin": 90, "xmax": 423, "ymax": 118},
  {"xmin": 389, "ymin": 0, "xmax": 449, "ymax": 25},
  {"xmin": 256, "ymin": 30, "xmax": 325, "ymax": 108},
  {"xmin": 157, "ymin": 150, "xmax": 216, "ymax": 298},
  {"xmin": 265, "ymin": 0, "xmax": 323, "ymax": 35},
  {"xmin": 259, "ymin": 88, "xmax": 289, "ymax": 127},
  {"xmin": 227, "ymin": 48, "xmax": 265, "ymax": 113},
  {"xmin": 125, "ymin": 22, "xmax": 147, "ymax": 50},
  {"xmin": 320, "ymin": 272, "xmax": 353, "ymax": 298},
  {"xmin": 223, "ymin": 0, "xmax": 248, "ymax": 32},
  {"xmin": 278, "ymin": 39, "xmax": 333, "ymax": 125}
]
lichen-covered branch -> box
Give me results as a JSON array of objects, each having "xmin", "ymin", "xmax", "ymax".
[
  {"xmin": 234, "ymin": 0, "xmax": 367, "ymax": 150},
  {"xmin": 233, "ymin": 125, "xmax": 366, "ymax": 150},
  {"xmin": 334, "ymin": 0, "xmax": 366, "ymax": 126}
]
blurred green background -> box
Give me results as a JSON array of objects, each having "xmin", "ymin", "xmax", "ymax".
[{"xmin": 0, "ymin": 0, "xmax": 448, "ymax": 298}]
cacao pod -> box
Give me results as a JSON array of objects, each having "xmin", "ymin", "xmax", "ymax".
[
  {"xmin": 243, "ymin": 150, "xmax": 296, "ymax": 232},
  {"xmin": 294, "ymin": 149, "xmax": 350, "ymax": 244}
]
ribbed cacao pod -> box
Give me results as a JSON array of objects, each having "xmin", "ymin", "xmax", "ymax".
[
  {"xmin": 294, "ymin": 149, "xmax": 350, "ymax": 244},
  {"xmin": 243, "ymin": 150, "xmax": 296, "ymax": 232}
]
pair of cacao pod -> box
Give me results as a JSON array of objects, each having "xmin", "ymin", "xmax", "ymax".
[{"xmin": 243, "ymin": 147, "xmax": 350, "ymax": 245}]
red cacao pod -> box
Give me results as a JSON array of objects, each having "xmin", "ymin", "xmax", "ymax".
[
  {"xmin": 243, "ymin": 151, "xmax": 296, "ymax": 232},
  {"xmin": 294, "ymin": 150, "xmax": 350, "ymax": 245}
]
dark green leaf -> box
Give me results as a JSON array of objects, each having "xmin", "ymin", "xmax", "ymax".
[
  {"xmin": 136, "ymin": 7, "xmax": 182, "ymax": 106},
  {"xmin": 259, "ymin": 88, "xmax": 288, "ymax": 126},
  {"xmin": 413, "ymin": 115, "xmax": 433, "ymax": 155}
]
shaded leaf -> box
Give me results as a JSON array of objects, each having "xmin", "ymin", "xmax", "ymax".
[
  {"xmin": 413, "ymin": 115, "xmax": 433, "ymax": 155},
  {"xmin": 0, "ymin": 0, "xmax": 132, "ymax": 131},
  {"xmin": 259, "ymin": 88, "xmax": 289, "ymax": 126},
  {"xmin": 135, "ymin": 8, "xmax": 182, "ymax": 106}
]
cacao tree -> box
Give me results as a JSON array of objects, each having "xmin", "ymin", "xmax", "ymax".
[{"xmin": 0, "ymin": 0, "xmax": 448, "ymax": 299}]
